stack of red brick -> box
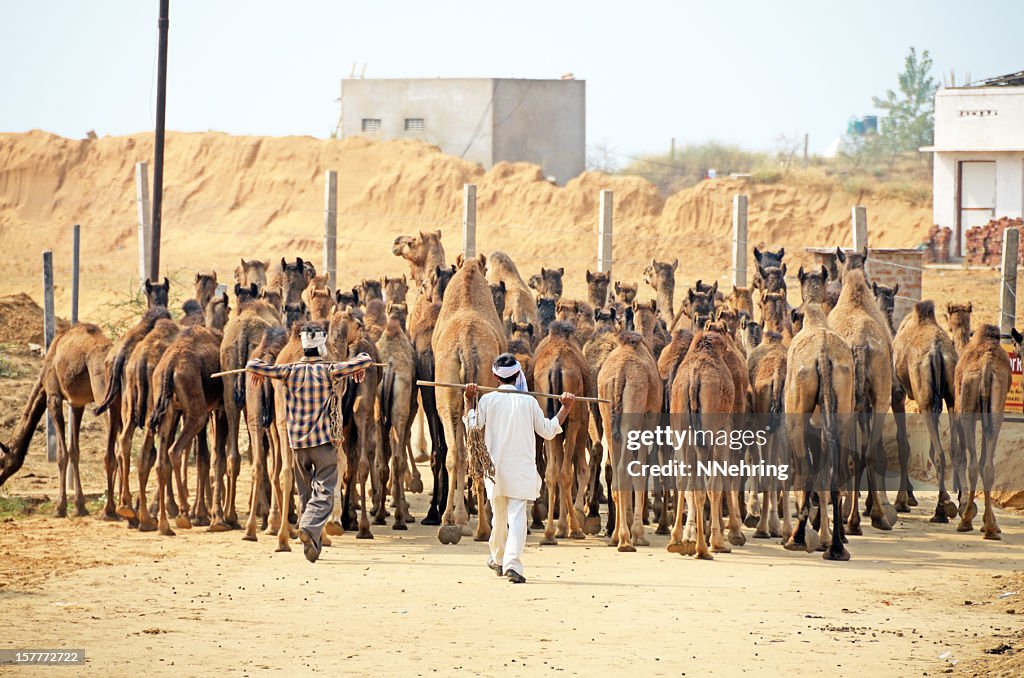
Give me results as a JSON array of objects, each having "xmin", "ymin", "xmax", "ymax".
[
  {"xmin": 921, "ymin": 225, "xmax": 952, "ymax": 264},
  {"xmin": 965, "ymin": 217, "xmax": 1024, "ymax": 266}
]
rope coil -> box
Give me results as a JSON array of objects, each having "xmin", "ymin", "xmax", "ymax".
[{"xmin": 467, "ymin": 393, "xmax": 495, "ymax": 482}]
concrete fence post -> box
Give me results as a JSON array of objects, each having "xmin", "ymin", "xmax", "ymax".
[
  {"xmin": 135, "ymin": 162, "xmax": 152, "ymax": 284},
  {"xmin": 598, "ymin": 190, "xmax": 613, "ymax": 277},
  {"xmin": 462, "ymin": 184, "xmax": 477, "ymax": 259},
  {"xmin": 42, "ymin": 251, "xmax": 56, "ymax": 463},
  {"xmin": 1000, "ymin": 227, "xmax": 1019, "ymax": 339},
  {"xmin": 732, "ymin": 194, "xmax": 748, "ymax": 287},
  {"xmin": 852, "ymin": 205, "xmax": 868, "ymax": 252},
  {"xmin": 323, "ymin": 170, "xmax": 338, "ymax": 291}
]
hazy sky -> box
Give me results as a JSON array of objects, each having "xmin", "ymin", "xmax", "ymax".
[{"xmin": 2, "ymin": 1, "xmax": 1022, "ymax": 160}]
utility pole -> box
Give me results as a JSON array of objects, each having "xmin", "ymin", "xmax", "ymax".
[{"xmin": 150, "ymin": 0, "xmax": 170, "ymax": 281}]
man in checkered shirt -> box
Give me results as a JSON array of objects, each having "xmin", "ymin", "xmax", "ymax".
[{"xmin": 247, "ymin": 323, "xmax": 372, "ymax": 563}]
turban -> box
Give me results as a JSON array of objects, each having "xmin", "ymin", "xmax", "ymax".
[{"xmin": 492, "ymin": 359, "xmax": 527, "ymax": 392}]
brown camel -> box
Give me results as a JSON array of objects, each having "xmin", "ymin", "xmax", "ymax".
[
  {"xmin": 536, "ymin": 295, "xmax": 556, "ymax": 340},
  {"xmin": 433, "ymin": 254, "xmax": 506, "ymax": 543},
  {"xmin": 261, "ymin": 288, "xmax": 283, "ymax": 314},
  {"xmin": 377, "ymin": 316, "xmax": 418, "ymax": 528},
  {"xmin": 268, "ymin": 257, "xmax": 313, "ymax": 306},
  {"xmin": 573, "ymin": 300, "xmax": 597, "ymax": 347},
  {"xmin": 586, "ymin": 270, "xmax": 611, "ymax": 308},
  {"xmin": 489, "ymin": 281, "xmax": 507, "ymax": 319},
  {"xmin": 582, "ymin": 307, "xmax": 621, "ymax": 533},
  {"xmin": 205, "ymin": 294, "xmax": 230, "ymax": 332},
  {"xmin": 752, "ymin": 247, "xmax": 785, "ymax": 292},
  {"xmin": 383, "ymin": 275, "xmax": 409, "ymax": 304},
  {"xmin": 643, "ymin": 258, "xmax": 679, "ymax": 325},
  {"xmin": 146, "ymin": 326, "xmax": 223, "ymax": 536},
  {"xmin": 610, "ymin": 282, "xmax": 639, "ymax": 330},
  {"xmin": 194, "ymin": 272, "xmax": 218, "ymax": 310},
  {"xmin": 0, "ymin": 324, "xmax": 120, "ymax": 522},
  {"xmin": 508, "ymin": 322, "xmax": 536, "ymax": 385},
  {"xmin": 115, "ymin": 318, "xmax": 181, "ymax": 529},
  {"xmin": 783, "ymin": 303, "xmax": 856, "ymax": 560},
  {"xmin": 487, "ymin": 251, "xmax": 540, "ymax": 338},
  {"xmin": 392, "ymin": 230, "xmax": 446, "ymax": 285},
  {"xmin": 528, "ymin": 267, "xmax": 565, "ymax": 300},
  {"xmin": 728, "ymin": 286, "xmax": 754, "ymax": 319},
  {"xmin": 235, "ymin": 259, "xmax": 269, "ymax": 291},
  {"xmin": 386, "ymin": 302, "xmax": 409, "ymax": 332},
  {"xmin": 893, "ymin": 300, "xmax": 960, "ymax": 523},
  {"xmin": 739, "ymin": 315, "xmax": 763, "ymax": 355},
  {"xmin": 632, "ymin": 299, "xmax": 667, "ymax": 359},
  {"xmin": 676, "ymin": 282, "xmax": 717, "ymax": 332},
  {"xmin": 955, "ymin": 325, "xmax": 1010, "ymax": 538},
  {"xmin": 363, "ymin": 298, "xmax": 388, "ymax": 343},
  {"xmin": 745, "ymin": 330, "xmax": 788, "ymax": 539},
  {"xmin": 335, "ymin": 288, "xmax": 359, "ymax": 310},
  {"xmin": 598, "ymin": 331, "xmax": 662, "ymax": 552},
  {"xmin": 533, "ymin": 320, "xmax": 591, "ymax": 544},
  {"xmin": 759, "ymin": 291, "xmax": 794, "ymax": 344},
  {"xmin": 946, "ymin": 302, "xmax": 973, "ymax": 355},
  {"xmin": 667, "ymin": 330, "xmax": 736, "ymax": 558},
  {"xmin": 828, "ymin": 265, "xmax": 897, "ymax": 533},
  {"xmin": 359, "ymin": 278, "xmax": 384, "ymax": 303}
]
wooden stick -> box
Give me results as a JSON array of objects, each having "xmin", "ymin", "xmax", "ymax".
[
  {"xmin": 416, "ymin": 380, "xmax": 610, "ymax": 404},
  {"xmin": 211, "ymin": 362, "xmax": 389, "ymax": 379}
]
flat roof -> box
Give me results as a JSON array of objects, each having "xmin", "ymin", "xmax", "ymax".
[{"xmin": 920, "ymin": 146, "xmax": 1024, "ymax": 153}]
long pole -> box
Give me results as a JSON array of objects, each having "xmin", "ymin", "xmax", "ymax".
[
  {"xmin": 42, "ymin": 251, "xmax": 56, "ymax": 463},
  {"xmin": 70, "ymin": 224, "xmax": 80, "ymax": 325},
  {"xmin": 597, "ymin": 190, "xmax": 613, "ymax": 277},
  {"xmin": 1000, "ymin": 227, "xmax": 1019, "ymax": 340},
  {"xmin": 462, "ymin": 184, "xmax": 477, "ymax": 259},
  {"xmin": 149, "ymin": 0, "xmax": 170, "ymax": 281},
  {"xmin": 135, "ymin": 162, "xmax": 152, "ymax": 283},
  {"xmin": 323, "ymin": 169, "xmax": 338, "ymax": 291},
  {"xmin": 731, "ymin": 195, "xmax": 748, "ymax": 287},
  {"xmin": 416, "ymin": 380, "xmax": 610, "ymax": 404}
]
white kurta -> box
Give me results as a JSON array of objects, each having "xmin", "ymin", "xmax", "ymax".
[{"xmin": 464, "ymin": 384, "xmax": 563, "ymax": 500}]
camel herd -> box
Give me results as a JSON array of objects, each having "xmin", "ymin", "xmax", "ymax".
[{"xmin": 0, "ymin": 230, "xmax": 1015, "ymax": 562}]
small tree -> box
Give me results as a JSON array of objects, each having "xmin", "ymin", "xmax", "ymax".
[{"xmin": 872, "ymin": 47, "xmax": 937, "ymax": 155}]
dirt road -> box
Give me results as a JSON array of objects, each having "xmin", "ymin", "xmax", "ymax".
[{"xmin": 1, "ymin": 479, "xmax": 1022, "ymax": 677}]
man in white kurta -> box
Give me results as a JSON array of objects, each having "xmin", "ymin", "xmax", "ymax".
[{"xmin": 464, "ymin": 353, "xmax": 574, "ymax": 584}]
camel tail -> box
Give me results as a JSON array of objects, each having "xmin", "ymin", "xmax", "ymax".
[
  {"xmin": 980, "ymin": 363, "xmax": 996, "ymax": 439},
  {"xmin": 94, "ymin": 346, "xmax": 128, "ymax": 415},
  {"xmin": 381, "ymin": 362, "xmax": 396, "ymax": 432},
  {"xmin": 817, "ymin": 352, "xmax": 841, "ymax": 483},
  {"xmin": 258, "ymin": 376, "xmax": 274, "ymax": 429},
  {"xmin": 852, "ymin": 345, "xmax": 868, "ymax": 414},
  {"xmin": 0, "ymin": 367, "xmax": 48, "ymax": 487},
  {"xmin": 768, "ymin": 367, "xmax": 785, "ymax": 432},
  {"xmin": 148, "ymin": 365, "xmax": 176, "ymax": 433},
  {"xmin": 233, "ymin": 332, "xmax": 249, "ymax": 407},
  {"xmin": 610, "ymin": 376, "xmax": 624, "ymax": 445},
  {"xmin": 547, "ymin": 358, "xmax": 562, "ymax": 419},
  {"xmin": 929, "ymin": 344, "xmax": 945, "ymax": 415},
  {"xmin": 688, "ymin": 375, "xmax": 709, "ymax": 451},
  {"xmin": 133, "ymin": 356, "xmax": 149, "ymax": 429}
]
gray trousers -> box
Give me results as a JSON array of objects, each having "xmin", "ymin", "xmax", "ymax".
[{"xmin": 293, "ymin": 443, "xmax": 338, "ymax": 551}]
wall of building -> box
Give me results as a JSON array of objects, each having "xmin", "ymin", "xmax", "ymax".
[
  {"xmin": 934, "ymin": 87, "xmax": 1024, "ymax": 151},
  {"xmin": 340, "ymin": 78, "xmax": 495, "ymax": 169},
  {"xmin": 490, "ymin": 79, "xmax": 585, "ymax": 185},
  {"xmin": 933, "ymin": 151, "xmax": 1024, "ymax": 251}
]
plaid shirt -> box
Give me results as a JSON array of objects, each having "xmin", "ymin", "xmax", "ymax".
[{"xmin": 246, "ymin": 352, "xmax": 373, "ymax": 450}]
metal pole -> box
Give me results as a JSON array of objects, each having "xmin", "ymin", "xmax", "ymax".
[
  {"xmin": 149, "ymin": 0, "xmax": 170, "ymax": 281},
  {"xmin": 135, "ymin": 161, "xmax": 152, "ymax": 283},
  {"xmin": 462, "ymin": 184, "xmax": 477, "ymax": 259},
  {"xmin": 597, "ymin": 190, "xmax": 613, "ymax": 277},
  {"xmin": 71, "ymin": 224, "xmax": 80, "ymax": 324},
  {"xmin": 323, "ymin": 169, "xmax": 337, "ymax": 291},
  {"xmin": 852, "ymin": 205, "xmax": 868, "ymax": 252},
  {"xmin": 732, "ymin": 194, "xmax": 748, "ymax": 287},
  {"xmin": 1000, "ymin": 227, "xmax": 1019, "ymax": 340},
  {"xmin": 42, "ymin": 251, "xmax": 56, "ymax": 463}
]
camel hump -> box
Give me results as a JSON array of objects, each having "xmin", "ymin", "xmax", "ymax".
[{"xmin": 914, "ymin": 300, "xmax": 936, "ymax": 322}]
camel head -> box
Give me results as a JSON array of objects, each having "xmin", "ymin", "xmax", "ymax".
[
  {"xmin": 946, "ymin": 302, "xmax": 973, "ymax": 345},
  {"xmin": 586, "ymin": 269, "xmax": 611, "ymax": 306},
  {"xmin": 308, "ymin": 287, "xmax": 337, "ymax": 321},
  {"xmin": 386, "ymin": 302, "xmax": 409, "ymax": 331},
  {"xmin": 546, "ymin": 319, "xmax": 575, "ymax": 341},
  {"xmin": 204, "ymin": 295, "xmax": 230, "ymax": 332},
  {"xmin": 455, "ymin": 252, "xmax": 487, "ymax": 272},
  {"xmin": 643, "ymin": 259, "xmax": 679, "ymax": 290},
  {"xmin": 797, "ymin": 265, "xmax": 829, "ymax": 305},
  {"xmin": 144, "ymin": 277, "xmax": 170, "ymax": 309},
  {"xmin": 260, "ymin": 288, "xmax": 283, "ymax": 312},
  {"xmin": 235, "ymin": 259, "xmax": 268, "ymax": 291},
  {"xmin": 555, "ymin": 298, "xmax": 579, "ymax": 321},
  {"xmin": 284, "ymin": 302, "xmax": 309, "ymax": 331},
  {"xmin": 489, "ymin": 281, "xmax": 507, "ymax": 318},
  {"xmin": 302, "ymin": 260, "xmax": 316, "ymax": 283},
  {"xmin": 359, "ymin": 278, "xmax": 383, "ymax": 304},
  {"xmin": 631, "ymin": 299, "xmax": 658, "ymax": 336},
  {"xmin": 428, "ymin": 265, "xmax": 456, "ymax": 302},
  {"xmin": 382, "ymin": 275, "xmax": 409, "ymax": 304},
  {"xmin": 687, "ymin": 285, "xmax": 716, "ymax": 332},
  {"xmin": 281, "ymin": 257, "xmax": 308, "ymax": 290},
  {"xmin": 335, "ymin": 288, "xmax": 359, "ymax": 310},
  {"xmin": 233, "ymin": 282, "xmax": 260, "ymax": 305},
  {"xmin": 594, "ymin": 306, "xmax": 618, "ymax": 332},
  {"xmin": 715, "ymin": 306, "xmax": 740, "ymax": 338},
  {"xmin": 194, "ymin": 271, "xmax": 218, "ymax": 307},
  {"xmin": 328, "ymin": 308, "xmax": 361, "ymax": 354},
  {"xmin": 753, "ymin": 247, "xmax": 785, "ymax": 269},
  {"xmin": 538, "ymin": 267, "xmax": 564, "ymax": 299},
  {"xmin": 871, "ymin": 282, "xmax": 899, "ymax": 320},
  {"xmin": 614, "ymin": 281, "xmax": 638, "ymax": 303},
  {"xmin": 1012, "ymin": 327, "xmax": 1024, "ymax": 357},
  {"xmin": 739, "ymin": 314, "xmax": 763, "ymax": 352},
  {"xmin": 510, "ymin": 321, "xmax": 534, "ymax": 344},
  {"xmin": 790, "ymin": 308, "xmax": 806, "ymax": 335},
  {"xmin": 536, "ymin": 295, "xmax": 557, "ymax": 330},
  {"xmin": 759, "ymin": 292, "xmax": 788, "ymax": 334},
  {"xmin": 728, "ymin": 286, "xmax": 754, "ymax": 316},
  {"xmin": 755, "ymin": 264, "xmax": 787, "ymax": 298},
  {"xmin": 703, "ymin": 320, "xmax": 730, "ymax": 338},
  {"xmin": 181, "ymin": 299, "xmax": 205, "ymax": 326},
  {"xmin": 835, "ymin": 246, "xmax": 868, "ymax": 281}
]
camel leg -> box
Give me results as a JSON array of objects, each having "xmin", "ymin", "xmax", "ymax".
[
  {"xmin": 98, "ymin": 405, "xmax": 119, "ymax": 520},
  {"xmin": 891, "ymin": 389, "xmax": 915, "ymax": 512},
  {"xmin": 155, "ymin": 420, "xmax": 175, "ymax": 537},
  {"xmin": 570, "ymin": 426, "xmax": 588, "ymax": 539},
  {"xmin": 865, "ymin": 412, "xmax": 895, "ymax": 530},
  {"xmin": 667, "ymin": 475, "xmax": 687, "ymax": 553},
  {"xmin": 68, "ymin": 406, "xmax": 88, "ymax": 516},
  {"xmin": 193, "ymin": 424, "xmax": 212, "ymax": 527},
  {"xmin": 692, "ymin": 488, "xmax": 712, "ymax": 559},
  {"xmin": 224, "ymin": 430, "xmax": 242, "ymax": 530},
  {"xmin": 558, "ymin": 439, "xmax": 576, "ymax": 539},
  {"xmin": 391, "ymin": 423, "xmax": 411, "ymax": 529},
  {"xmin": 541, "ymin": 438, "xmax": 560, "ymax": 545},
  {"xmin": 709, "ymin": 488, "xmax": 729, "ymax": 553},
  {"xmin": 45, "ymin": 396, "xmax": 71, "ymax": 517},
  {"xmin": 980, "ymin": 418, "xmax": 1002, "ymax": 539},
  {"xmin": 135, "ymin": 433, "xmax": 157, "ymax": 531},
  {"xmin": 725, "ymin": 485, "xmax": 746, "ymax": 547},
  {"xmin": 356, "ymin": 424, "xmax": 374, "ymax": 539},
  {"xmin": 957, "ymin": 415, "xmax": 980, "ymax": 533},
  {"xmin": 116, "ymin": 409, "xmax": 138, "ymax": 520},
  {"xmin": 243, "ymin": 416, "xmax": 266, "ymax": 541},
  {"xmin": 276, "ymin": 441, "xmax": 295, "ymax": 552},
  {"xmin": 265, "ymin": 425, "xmax": 282, "ymax": 534},
  {"xmin": 421, "ymin": 394, "xmax": 447, "ymax": 525},
  {"xmin": 211, "ymin": 397, "xmax": 241, "ymax": 531}
]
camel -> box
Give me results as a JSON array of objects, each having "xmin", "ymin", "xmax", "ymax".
[
  {"xmin": 115, "ymin": 318, "xmax": 181, "ymax": 528},
  {"xmin": 528, "ymin": 267, "xmax": 564, "ymax": 300},
  {"xmin": 336, "ymin": 288, "xmax": 359, "ymax": 310},
  {"xmin": 598, "ymin": 331, "xmax": 662, "ymax": 552},
  {"xmin": 487, "ymin": 251, "xmax": 540, "ymax": 338},
  {"xmin": 392, "ymin": 230, "xmax": 446, "ymax": 285},
  {"xmin": 632, "ymin": 299, "xmax": 667, "ymax": 359},
  {"xmin": 508, "ymin": 322, "xmax": 536, "ymax": 386},
  {"xmin": 714, "ymin": 306, "xmax": 742, "ymax": 343},
  {"xmin": 643, "ymin": 258, "xmax": 679, "ymax": 324},
  {"xmin": 235, "ymin": 259, "xmax": 269, "ymax": 291},
  {"xmin": 652, "ymin": 327, "xmax": 694, "ymax": 535},
  {"xmin": 739, "ymin": 315, "xmax": 763, "ymax": 355},
  {"xmin": 946, "ymin": 302, "xmax": 972, "ymax": 355},
  {"xmin": 305, "ymin": 287, "xmax": 335, "ymax": 320},
  {"xmin": 667, "ymin": 330, "xmax": 736, "ymax": 558},
  {"xmin": 261, "ymin": 288, "xmax": 283, "ymax": 314},
  {"xmin": 755, "ymin": 264, "xmax": 787, "ymax": 299},
  {"xmin": 531, "ymin": 321, "xmax": 591, "ymax": 543},
  {"xmin": 582, "ymin": 307, "xmax": 621, "ymax": 533},
  {"xmin": 572, "ymin": 300, "xmax": 597, "ymax": 347},
  {"xmin": 194, "ymin": 272, "xmax": 218, "ymax": 310},
  {"xmin": 678, "ymin": 282, "xmax": 717, "ymax": 332},
  {"xmin": 892, "ymin": 300, "xmax": 960, "ymax": 522},
  {"xmin": 232, "ymin": 283, "xmax": 280, "ymax": 324},
  {"xmin": 363, "ymin": 298, "xmax": 388, "ymax": 343},
  {"xmin": 828, "ymin": 264, "xmax": 897, "ymax": 533},
  {"xmin": 376, "ymin": 316, "xmax": 417, "ymax": 528},
  {"xmin": 586, "ymin": 270, "xmax": 611, "ymax": 308},
  {"xmin": 952, "ymin": 324, "xmax": 1010, "ymax": 539},
  {"xmin": 610, "ymin": 282, "xmax": 638, "ymax": 330},
  {"xmin": 728, "ymin": 286, "xmax": 754, "ymax": 319},
  {"xmin": 146, "ymin": 326, "xmax": 223, "ymax": 535},
  {"xmin": 783, "ymin": 303, "xmax": 856, "ymax": 560},
  {"xmin": 489, "ymin": 281, "xmax": 507, "ymax": 319},
  {"xmin": 0, "ymin": 324, "xmax": 120, "ymax": 523},
  {"xmin": 432, "ymin": 253, "xmax": 506, "ymax": 544},
  {"xmin": 386, "ymin": 302, "xmax": 409, "ymax": 332},
  {"xmin": 745, "ymin": 330, "xmax": 788, "ymax": 539},
  {"xmin": 205, "ymin": 294, "xmax": 230, "ymax": 332},
  {"xmin": 759, "ymin": 291, "xmax": 794, "ymax": 344},
  {"xmin": 359, "ymin": 278, "xmax": 384, "ymax": 303},
  {"xmin": 752, "ymin": 247, "xmax": 785, "ymax": 291},
  {"xmin": 383, "ymin": 275, "xmax": 409, "ymax": 304},
  {"xmin": 93, "ymin": 304, "xmax": 172, "ymax": 418},
  {"xmin": 179, "ymin": 299, "xmax": 204, "ymax": 327},
  {"xmin": 797, "ymin": 265, "xmax": 831, "ymax": 313},
  {"xmin": 536, "ymin": 295, "xmax": 556, "ymax": 339},
  {"xmin": 268, "ymin": 257, "xmax": 313, "ymax": 306}
]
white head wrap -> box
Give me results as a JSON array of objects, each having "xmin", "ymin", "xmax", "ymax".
[
  {"xmin": 493, "ymin": 359, "xmax": 528, "ymax": 392},
  {"xmin": 300, "ymin": 327, "xmax": 328, "ymax": 357}
]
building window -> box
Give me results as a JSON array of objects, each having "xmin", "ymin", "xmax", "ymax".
[
  {"xmin": 361, "ymin": 118, "xmax": 381, "ymax": 133},
  {"xmin": 404, "ymin": 118, "xmax": 424, "ymax": 132}
]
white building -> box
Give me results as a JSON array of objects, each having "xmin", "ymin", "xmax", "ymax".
[{"xmin": 925, "ymin": 71, "xmax": 1024, "ymax": 256}]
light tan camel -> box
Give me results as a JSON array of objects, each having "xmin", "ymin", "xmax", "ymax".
[
  {"xmin": 235, "ymin": 259, "xmax": 269, "ymax": 291},
  {"xmin": 828, "ymin": 265, "xmax": 897, "ymax": 533},
  {"xmin": 667, "ymin": 330, "xmax": 735, "ymax": 559},
  {"xmin": 946, "ymin": 302, "xmax": 973, "ymax": 355},
  {"xmin": 533, "ymin": 320, "xmax": 591, "ymax": 544},
  {"xmin": 432, "ymin": 254, "xmax": 506, "ymax": 544},
  {"xmin": 893, "ymin": 301, "xmax": 959, "ymax": 522},
  {"xmin": 745, "ymin": 330, "xmax": 788, "ymax": 539},
  {"xmin": 739, "ymin": 315, "xmax": 763, "ymax": 355},
  {"xmin": 783, "ymin": 304, "xmax": 856, "ymax": 560},
  {"xmin": 392, "ymin": 230, "xmax": 446, "ymax": 285},
  {"xmin": 205, "ymin": 295, "xmax": 230, "ymax": 332},
  {"xmin": 632, "ymin": 299, "xmax": 669, "ymax": 360},
  {"xmin": 955, "ymin": 324, "xmax": 1011, "ymax": 538},
  {"xmin": 508, "ymin": 321, "xmax": 536, "ymax": 385},
  {"xmin": 598, "ymin": 331, "xmax": 662, "ymax": 552},
  {"xmin": 377, "ymin": 314, "xmax": 420, "ymax": 526},
  {"xmin": 728, "ymin": 286, "xmax": 754, "ymax": 319},
  {"xmin": 643, "ymin": 258, "xmax": 679, "ymax": 325},
  {"xmin": 586, "ymin": 270, "xmax": 611, "ymax": 308},
  {"xmin": 487, "ymin": 251, "xmax": 540, "ymax": 338},
  {"xmin": 383, "ymin": 275, "xmax": 409, "ymax": 304},
  {"xmin": 194, "ymin": 272, "xmax": 218, "ymax": 310},
  {"xmin": 364, "ymin": 299, "xmax": 388, "ymax": 343},
  {"xmin": 759, "ymin": 291, "xmax": 794, "ymax": 344},
  {"xmin": 582, "ymin": 307, "xmax": 621, "ymax": 534}
]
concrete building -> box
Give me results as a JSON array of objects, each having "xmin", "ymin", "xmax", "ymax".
[
  {"xmin": 924, "ymin": 71, "xmax": 1024, "ymax": 256},
  {"xmin": 338, "ymin": 77, "xmax": 585, "ymax": 184}
]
